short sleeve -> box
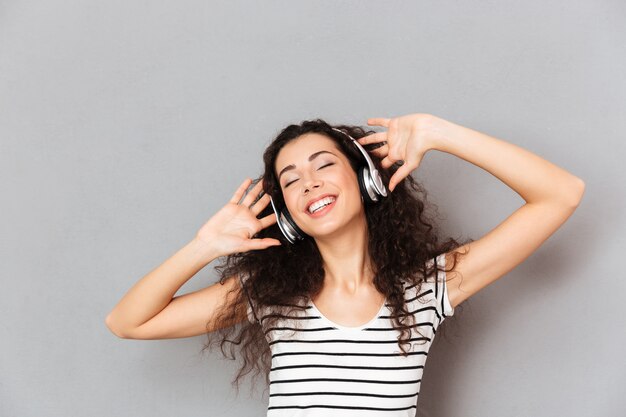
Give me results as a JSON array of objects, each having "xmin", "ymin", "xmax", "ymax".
[
  {"xmin": 426, "ymin": 253, "xmax": 455, "ymax": 323},
  {"xmin": 237, "ymin": 273, "xmax": 260, "ymax": 325}
]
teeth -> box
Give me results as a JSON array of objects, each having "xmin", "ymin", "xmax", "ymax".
[{"xmin": 308, "ymin": 196, "xmax": 336, "ymax": 213}]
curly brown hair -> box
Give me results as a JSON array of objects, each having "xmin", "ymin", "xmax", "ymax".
[{"xmin": 200, "ymin": 118, "xmax": 471, "ymax": 398}]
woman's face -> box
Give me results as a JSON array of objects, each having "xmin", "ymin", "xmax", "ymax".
[{"xmin": 274, "ymin": 133, "xmax": 364, "ymax": 239}]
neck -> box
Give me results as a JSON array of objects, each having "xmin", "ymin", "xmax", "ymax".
[{"xmin": 313, "ymin": 210, "xmax": 375, "ymax": 295}]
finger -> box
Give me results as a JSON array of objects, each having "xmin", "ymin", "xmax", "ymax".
[
  {"xmin": 387, "ymin": 117, "xmax": 400, "ymax": 150},
  {"xmin": 258, "ymin": 212, "xmax": 278, "ymax": 229},
  {"xmin": 357, "ymin": 132, "xmax": 387, "ymax": 146},
  {"xmin": 244, "ymin": 238, "xmax": 282, "ymax": 251},
  {"xmin": 230, "ymin": 178, "xmax": 252, "ymax": 204},
  {"xmin": 250, "ymin": 193, "xmax": 271, "ymax": 216},
  {"xmin": 242, "ymin": 178, "xmax": 264, "ymax": 207},
  {"xmin": 368, "ymin": 143, "xmax": 389, "ymax": 158},
  {"xmin": 380, "ymin": 156, "xmax": 399, "ymax": 170},
  {"xmin": 367, "ymin": 118, "xmax": 390, "ymax": 127},
  {"xmin": 388, "ymin": 161, "xmax": 414, "ymax": 192}
]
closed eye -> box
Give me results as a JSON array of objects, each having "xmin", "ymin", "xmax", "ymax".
[{"xmin": 284, "ymin": 163, "xmax": 335, "ymax": 188}]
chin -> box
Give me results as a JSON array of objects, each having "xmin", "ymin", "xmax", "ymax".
[{"xmin": 304, "ymin": 215, "xmax": 362, "ymax": 240}]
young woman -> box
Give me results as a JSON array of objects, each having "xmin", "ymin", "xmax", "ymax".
[{"xmin": 106, "ymin": 113, "xmax": 585, "ymax": 416}]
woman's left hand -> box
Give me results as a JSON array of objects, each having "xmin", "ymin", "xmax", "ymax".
[{"xmin": 357, "ymin": 113, "xmax": 456, "ymax": 192}]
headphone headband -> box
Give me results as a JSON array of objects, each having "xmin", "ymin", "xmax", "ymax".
[{"xmin": 330, "ymin": 128, "xmax": 388, "ymax": 199}]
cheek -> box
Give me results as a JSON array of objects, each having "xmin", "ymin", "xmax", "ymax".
[
  {"xmin": 343, "ymin": 173, "xmax": 361, "ymax": 196},
  {"xmin": 339, "ymin": 174, "xmax": 363, "ymax": 210},
  {"xmin": 284, "ymin": 192, "xmax": 300, "ymax": 215}
]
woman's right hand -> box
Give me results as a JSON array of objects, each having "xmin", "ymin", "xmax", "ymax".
[{"xmin": 194, "ymin": 177, "xmax": 281, "ymax": 258}]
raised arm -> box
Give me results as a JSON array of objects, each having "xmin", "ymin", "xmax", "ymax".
[
  {"xmin": 104, "ymin": 239, "xmax": 231, "ymax": 339},
  {"xmin": 432, "ymin": 119, "xmax": 585, "ymax": 308},
  {"xmin": 360, "ymin": 113, "xmax": 585, "ymax": 309},
  {"xmin": 105, "ymin": 177, "xmax": 280, "ymax": 339}
]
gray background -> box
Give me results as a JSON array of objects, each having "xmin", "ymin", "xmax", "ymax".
[{"xmin": 1, "ymin": 1, "xmax": 623, "ymax": 416}]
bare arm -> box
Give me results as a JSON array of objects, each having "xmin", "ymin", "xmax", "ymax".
[
  {"xmin": 434, "ymin": 121, "xmax": 585, "ymax": 308},
  {"xmin": 105, "ymin": 177, "xmax": 280, "ymax": 339},
  {"xmin": 105, "ymin": 239, "xmax": 228, "ymax": 339},
  {"xmin": 361, "ymin": 114, "xmax": 585, "ymax": 309}
]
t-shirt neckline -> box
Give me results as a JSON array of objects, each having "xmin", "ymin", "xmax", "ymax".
[{"xmin": 308, "ymin": 297, "xmax": 388, "ymax": 331}]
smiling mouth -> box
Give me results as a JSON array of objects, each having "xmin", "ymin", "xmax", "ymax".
[{"xmin": 306, "ymin": 196, "xmax": 337, "ymax": 217}]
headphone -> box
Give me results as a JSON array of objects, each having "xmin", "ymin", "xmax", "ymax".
[{"xmin": 269, "ymin": 127, "xmax": 388, "ymax": 244}]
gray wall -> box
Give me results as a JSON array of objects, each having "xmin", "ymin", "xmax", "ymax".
[{"xmin": 1, "ymin": 1, "xmax": 623, "ymax": 416}]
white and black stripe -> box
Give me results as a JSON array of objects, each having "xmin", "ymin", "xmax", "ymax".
[{"xmin": 239, "ymin": 253, "xmax": 454, "ymax": 417}]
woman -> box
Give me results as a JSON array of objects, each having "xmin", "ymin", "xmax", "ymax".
[{"xmin": 105, "ymin": 113, "xmax": 585, "ymax": 416}]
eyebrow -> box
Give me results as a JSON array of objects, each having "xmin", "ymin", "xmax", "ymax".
[{"xmin": 277, "ymin": 150, "xmax": 337, "ymax": 182}]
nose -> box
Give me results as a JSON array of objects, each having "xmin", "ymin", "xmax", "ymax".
[{"xmin": 301, "ymin": 177, "xmax": 322, "ymax": 194}]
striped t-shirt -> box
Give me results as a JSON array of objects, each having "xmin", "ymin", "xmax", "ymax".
[{"xmin": 239, "ymin": 253, "xmax": 454, "ymax": 417}]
